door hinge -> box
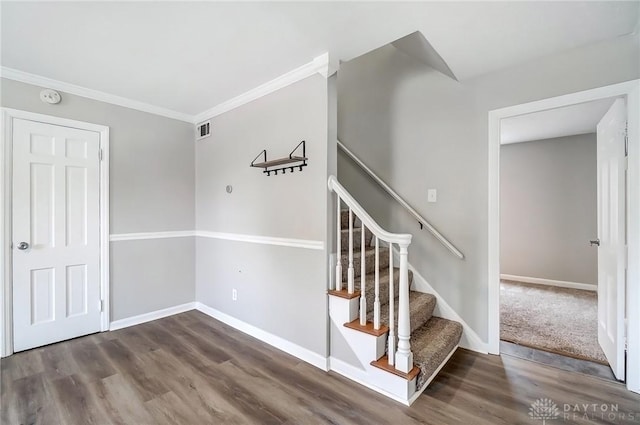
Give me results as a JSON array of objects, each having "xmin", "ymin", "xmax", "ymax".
[
  {"xmin": 624, "ymin": 318, "xmax": 628, "ymax": 351},
  {"xmin": 624, "ymin": 122, "xmax": 628, "ymax": 157},
  {"xmin": 99, "ymin": 149, "xmax": 103, "ymax": 161},
  {"xmin": 99, "ymin": 299, "xmax": 104, "ymax": 312}
]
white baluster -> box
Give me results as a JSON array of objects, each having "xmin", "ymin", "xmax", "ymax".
[
  {"xmin": 395, "ymin": 243, "xmax": 413, "ymax": 373},
  {"xmin": 347, "ymin": 209, "xmax": 354, "ymax": 294},
  {"xmin": 373, "ymin": 237, "xmax": 381, "ymax": 330},
  {"xmin": 359, "ymin": 224, "xmax": 367, "ymax": 326},
  {"xmin": 335, "ymin": 198, "xmax": 342, "ymax": 291},
  {"xmin": 388, "ymin": 244, "xmax": 395, "ymax": 366}
]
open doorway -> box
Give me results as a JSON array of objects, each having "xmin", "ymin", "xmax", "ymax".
[
  {"xmin": 498, "ymin": 98, "xmax": 619, "ymax": 379},
  {"xmin": 487, "ymin": 80, "xmax": 640, "ymax": 394}
]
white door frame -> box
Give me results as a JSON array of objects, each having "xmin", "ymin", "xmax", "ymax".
[
  {"xmin": 0, "ymin": 108, "xmax": 110, "ymax": 357},
  {"xmin": 487, "ymin": 80, "xmax": 640, "ymax": 393}
]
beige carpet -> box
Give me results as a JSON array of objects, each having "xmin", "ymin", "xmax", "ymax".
[{"xmin": 500, "ymin": 280, "xmax": 607, "ymax": 364}]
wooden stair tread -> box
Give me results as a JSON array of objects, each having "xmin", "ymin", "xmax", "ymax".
[
  {"xmin": 328, "ymin": 289, "xmax": 360, "ymax": 299},
  {"xmin": 343, "ymin": 319, "xmax": 389, "ymax": 336},
  {"xmin": 370, "ymin": 356, "xmax": 420, "ymax": 380}
]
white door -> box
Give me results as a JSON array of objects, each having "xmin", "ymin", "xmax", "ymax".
[
  {"xmin": 12, "ymin": 118, "xmax": 102, "ymax": 352},
  {"xmin": 596, "ymin": 98, "xmax": 627, "ymax": 380}
]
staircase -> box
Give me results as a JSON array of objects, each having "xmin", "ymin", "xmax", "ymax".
[{"xmin": 327, "ymin": 176, "xmax": 462, "ymax": 405}]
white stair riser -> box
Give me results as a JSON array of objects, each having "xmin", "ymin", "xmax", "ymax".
[
  {"xmin": 329, "ymin": 295, "xmax": 387, "ymax": 363},
  {"xmin": 328, "ymin": 295, "xmax": 360, "ymax": 324},
  {"xmin": 369, "ymin": 366, "xmax": 417, "ymax": 400},
  {"xmin": 341, "ymin": 327, "xmax": 388, "ymax": 365}
]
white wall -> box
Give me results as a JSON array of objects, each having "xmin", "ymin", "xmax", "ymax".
[
  {"xmin": 338, "ymin": 33, "xmax": 639, "ymax": 341},
  {"xmin": 195, "ymin": 74, "xmax": 331, "ymax": 356},
  {"xmin": 500, "ymin": 134, "xmax": 597, "ymax": 285},
  {"xmin": 1, "ymin": 78, "xmax": 196, "ymax": 321}
]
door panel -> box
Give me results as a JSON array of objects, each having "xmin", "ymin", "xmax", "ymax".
[
  {"xmin": 30, "ymin": 267, "xmax": 55, "ymax": 324},
  {"xmin": 596, "ymin": 98, "xmax": 626, "ymax": 380},
  {"xmin": 12, "ymin": 118, "xmax": 101, "ymax": 352}
]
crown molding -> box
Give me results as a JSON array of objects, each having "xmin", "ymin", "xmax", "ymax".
[
  {"xmin": 0, "ymin": 67, "xmax": 194, "ymax": 123},
  {"xmin": 1, "ymin": 52, "xmax": 330, "ymax": 125},
  {"xmin": 193, "ymin": 53, "xmax": 329, "ymax": 123}
]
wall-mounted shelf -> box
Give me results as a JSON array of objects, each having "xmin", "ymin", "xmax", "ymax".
[{"xmin": 250, "ymin": 140, "xmax": 308, "ymax": 176}]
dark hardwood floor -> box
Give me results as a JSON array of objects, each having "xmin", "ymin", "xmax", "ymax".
[
  {"xmin": 2, "ymin": 310, "xmax": 639, "ymax": 424},
  {"xmin": 500, "ymin": 340, "xmax": 617, "ymax": 381}
]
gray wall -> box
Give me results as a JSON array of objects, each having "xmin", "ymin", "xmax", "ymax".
[
  {"xmin": 1, "ymin": 78, "xmax": 196, "ymax": 320},
  {"xmin": 337, "ymin": 33, "xmax": 639, "ymax": 341},
  {"xmin": 500, "ymin": 134, "xmax": 597, "ymax": 284},
  {"xmin": 195, "ymin": 74, "xmax": 330, "ymax": 356}
]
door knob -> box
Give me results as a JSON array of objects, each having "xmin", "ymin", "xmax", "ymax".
[
  {"xmin": 17, "ymin": 242, "xmax": 29, "ymax": 250},
  {"xmin": 590, "ymin": 239, "xmax": 600, "ymax": 247}
]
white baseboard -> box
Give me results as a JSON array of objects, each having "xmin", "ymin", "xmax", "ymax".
[
  {"xmin": 328, "ymin": 357, "xmax": 410, "ymax": 406},
  {"xmin": 500, "ymin": 274, "xmax": 597, "ymax": 292},
  {"xmin": 109, "ymin": 302, "xmax": 196, "ymax": 331},
  {"xmin": 402, "ymin": 254, "xmax": 488, "ymax": 354},
  {"xmin": 195, "ymin": 302, "xmax": 329, "ymax": 371}
]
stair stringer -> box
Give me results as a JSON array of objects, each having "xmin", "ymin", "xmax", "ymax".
[
  {"xmin": 389, "ymin": 245, "xmax": 488, "ymax": 354},
  {"xmin": 407, "ymin": 344, "xmax": 458, "ymax": 405},
  {"xmin": 328, "ymin": 294, "xmax": 417, "ymax": 404}
]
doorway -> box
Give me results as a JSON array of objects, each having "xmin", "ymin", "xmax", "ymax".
[
  {"xmin": 487, "ymin": 80, "xmax": 640, "ymax": 394},
  {"xmin": 1, "ymin": 109, "xmax": 110, "ymax": 356},
  {"xmin": 498, "ymin": 97, "xmax": 620, "ymax": 379}
]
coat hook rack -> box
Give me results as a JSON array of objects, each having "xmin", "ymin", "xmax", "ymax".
[{"xmin": 250, "ymin": 140, "xmax": 308, "ymax": 176}]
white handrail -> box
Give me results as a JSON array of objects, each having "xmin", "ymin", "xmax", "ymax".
[
  {"xmin": 329, "ymin": 174, "xmax": 413, "ymax": 374},
  {"xmin": 328, "ymin": 176, "xmax": 412, "ymax": 246},
  {"xmin": 337, "ymin": 140, "xmax": 464, "ymax": 260}
]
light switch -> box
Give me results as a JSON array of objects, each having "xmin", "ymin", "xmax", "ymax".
[{"xmin": 427, "ymin": 189, "xmax": 437, "ymax": 203}]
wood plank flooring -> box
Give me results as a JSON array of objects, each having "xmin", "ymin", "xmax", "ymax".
[
  {"xmin": 2, "ymin": 310, "xmax": 639, "ymax": 424},
  {"xmin": 500, "ymin": 340, "xmax": 616, "ymax": 381}
]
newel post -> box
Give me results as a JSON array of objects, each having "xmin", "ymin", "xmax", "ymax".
[{"xmin": 395, "ymin": 243, "xmax": 413, "ymax": 373}]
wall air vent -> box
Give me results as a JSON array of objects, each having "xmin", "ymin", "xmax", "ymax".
[{"xmin": 196, "ymin": 121, "xmax": 211, "ymax": 140}]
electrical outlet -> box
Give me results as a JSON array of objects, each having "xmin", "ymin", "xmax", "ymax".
[{"xmin": 232, "ymin": 289, "xmax": 238, "ymax": 301}]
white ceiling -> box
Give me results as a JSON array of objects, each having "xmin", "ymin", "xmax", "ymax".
[
  {"xmin": 500, "ymin": 98, "xmax": 617, "ymax": 144},
  {"xmin": 1, "ymin": 2, "xmax": 638, "ymax": 117}
]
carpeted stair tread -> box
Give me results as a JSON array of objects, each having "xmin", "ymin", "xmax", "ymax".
[
  {"xmin": 337, "ymin": 209, "xmax": 461, "ymax": 393},
  {"xmin": 340, "ymin": 246, "xmax": 390, "ymax": 281},
  {"xmin": 368, "ymin": 291, "xmax": 436, "ymax": 334},
  {"xmin": 340, "ymin": 227, "xmax": 374, "ymax": 250},
  {"xmin": 340, "ymin": 209, "xmax": 356, "ymax": 228},
  {"xmin": 340, "ymin": 267, "xmax": 413, "ymax": 313},
  {"xmin": 411, "ymin": 317, "xmax": 463, "ymax": 389}
]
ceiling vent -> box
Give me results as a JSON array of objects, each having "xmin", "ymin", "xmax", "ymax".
[{"xmin": 196, "ymin": 121, "xmax": 211, "ymax": 140}]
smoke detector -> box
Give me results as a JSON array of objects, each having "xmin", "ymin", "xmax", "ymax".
[{"xmin": 40, "ymin": 89, "xmax": 62, "ymax": 104}]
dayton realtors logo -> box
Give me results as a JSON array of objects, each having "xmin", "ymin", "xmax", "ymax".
[
  {"xmin": 529, "ymin": 398, "xmax": 560, "ymax": 424},
  {"xmin": 529, "ymin": 398, "xmax": 637, "ymax": 423}
]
